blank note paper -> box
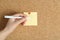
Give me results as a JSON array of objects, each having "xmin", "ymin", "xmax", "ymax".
[{"xmin": 24, "ymin": 12, "xmax": 38, "ymax": 26}]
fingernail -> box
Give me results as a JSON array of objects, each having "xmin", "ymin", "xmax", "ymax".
[{"xmin": 21, "ymin": 21, "xmax": 25, "ymax": 25}]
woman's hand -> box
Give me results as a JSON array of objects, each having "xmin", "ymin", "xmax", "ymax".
[{"xmin": 0, "ymin": 13, "xmax": 27, "ymax": 40}]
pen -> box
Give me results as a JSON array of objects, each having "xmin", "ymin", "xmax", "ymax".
[{"xmin": 4, "ymin": 16, "xmax": 22, "ymax": 18}]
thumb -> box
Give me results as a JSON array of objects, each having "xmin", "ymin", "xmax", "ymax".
[{"xmin": 13, "ymin": 18, "xmax": 26, "ymax": 26}]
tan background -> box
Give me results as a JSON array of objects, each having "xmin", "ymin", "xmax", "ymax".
[{"xmin": 0, "ymin": 0, "xmax": 60, "ymax": 40}]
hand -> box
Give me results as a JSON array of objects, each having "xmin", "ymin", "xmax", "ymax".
[{"xmin": 0, "ymin": 13, "xmax": 27, "ymax": 40}]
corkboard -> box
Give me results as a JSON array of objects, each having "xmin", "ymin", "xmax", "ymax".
[{"xmin": 0, "ymin": 0, "xmax": 60, "ymax": 40}]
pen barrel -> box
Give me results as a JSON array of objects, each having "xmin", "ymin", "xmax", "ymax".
[{"xmin": 4, "ymin": 16, "xmax": 22, "ymax": 18}]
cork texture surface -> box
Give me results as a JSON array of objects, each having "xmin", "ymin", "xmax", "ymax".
[{"xmin": 0, "ymin": 0, "xmax": 60, "ymax": 40}]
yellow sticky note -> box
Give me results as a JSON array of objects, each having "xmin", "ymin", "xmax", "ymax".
[{"xmin": 24, "ymin": 12, "xmax": 38, "ymax": 26}]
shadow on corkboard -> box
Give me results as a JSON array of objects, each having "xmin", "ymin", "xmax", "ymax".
[{"xmin": 0, "ymin": 9, "xmax": 18, "ymax": 31}]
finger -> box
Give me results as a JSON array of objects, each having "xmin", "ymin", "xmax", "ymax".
[
  {"xmin": 21, "ymin": 20, "xmax": 26, "ymax": 25},
  {"xmin": 9, "ymin": 14, "xmax": 23, "ymax": 22},
  {"xmin": 9, "ymin": 13, "xmax": 27, "ymax": 23},
  {"xmin": 14, "ymin": 13, "xmax": 27, "ymax": 22},
  {"xmin": 14, "ymin": 18, "xmax": 26, "ymax": 26}
]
